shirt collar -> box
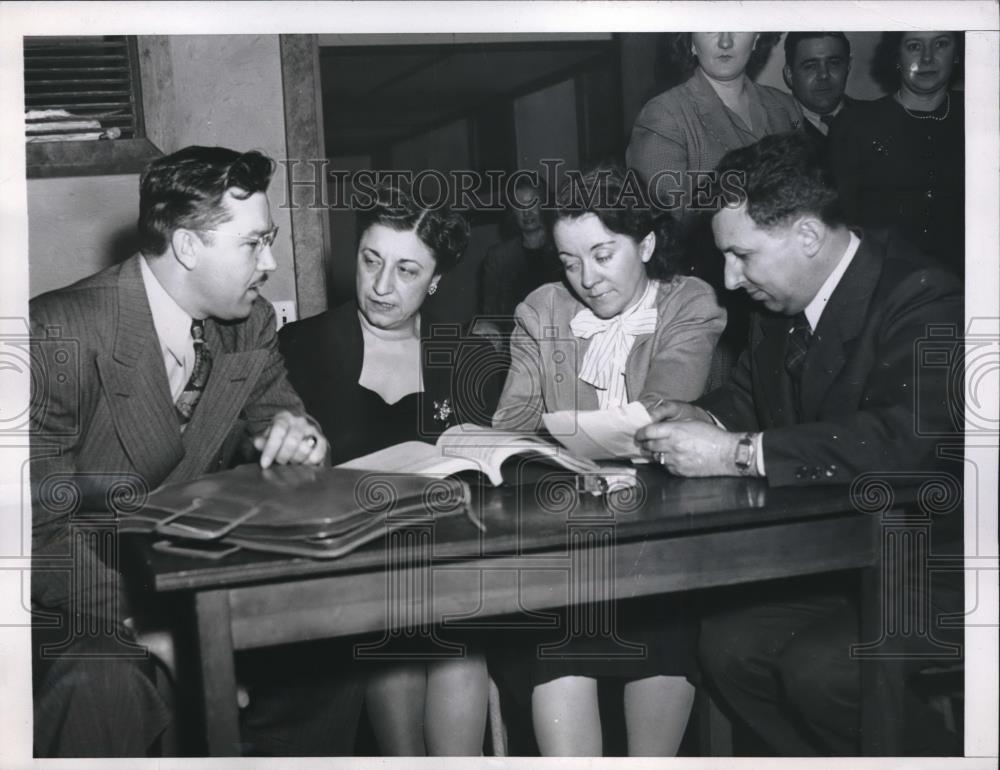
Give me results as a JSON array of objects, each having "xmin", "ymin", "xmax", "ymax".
[
  {"xmin": 626, "ymin": 278, "xmax": 658, "ymax": 318},
  {"xmin": 804, "ymin": 231, "xmax": 860, "ymax": 331},
  {"xmin": 139, "ymin": 254, "xmax": 194, "ymax": 366},
  {"xmin": 800, "ymin": 100, "xmax": 844, "ymax": 135}
]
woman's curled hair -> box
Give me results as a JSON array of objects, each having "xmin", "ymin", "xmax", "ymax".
[
  {"xmin": 548, "ymin": 165, "xmax": 684, "ymax": 281},
  {"xmin": 356, "ymin": 180, "xmax": 470, "ymax": 273}
]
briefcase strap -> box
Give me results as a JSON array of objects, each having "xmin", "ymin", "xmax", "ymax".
[{"xmin": 154, "ymin": 502, "xmax": 262, "ymax": 541}]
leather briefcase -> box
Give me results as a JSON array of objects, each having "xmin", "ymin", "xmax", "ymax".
[{"xmin": 120, "ymin": 463, "xmax": 473, "ymax": 559}]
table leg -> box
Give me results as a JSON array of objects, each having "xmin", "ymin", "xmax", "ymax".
[{"xmin": 193, "ymin": 589, "xmax": 240, "ymax": 756}]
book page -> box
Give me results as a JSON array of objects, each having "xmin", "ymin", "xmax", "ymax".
[
  {"xmin": 336, "ymin": 440, "xmax": 475, "ymax": 476},
  {"xmin": 542, "ymin": 402, "xmax": 652, "ymax": 460},
  {"xmin": 438, "ymin": 424, "xmax": 601, "ymax": 479}
]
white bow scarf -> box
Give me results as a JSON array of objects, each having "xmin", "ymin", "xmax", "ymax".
[{"xmin": 569, "ymin": 281, "xmax": 659, "ymax": 409}]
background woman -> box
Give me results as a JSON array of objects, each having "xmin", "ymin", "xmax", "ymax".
[
  {"xmin": 280, "ymin": 183, "xmax": 501, "ymax": 755},
  {"xmin": 492, "ymin": 166, "xmax": 726, "ymax": 755},
  {"xmin": 627, "ymin": 32, "xmax": 798, "ymax": 228},
  {"xmin": 829, "ymin": 31, "xmax": 964, "ymax": 276},
  {"xmin": 626, "ymin": 32, "xmax": 799, "ymax": 382}
]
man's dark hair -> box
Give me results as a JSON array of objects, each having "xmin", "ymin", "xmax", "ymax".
[
  {"xmin": 871, "ymin": 31, "xmax": 964, "ymax": 93},
  {"xmin": 783, "ymin": 32, "xmax": 851, "ymax": 65},
  {"xmin": 138, "ymin": 146, "xmax": 275, "ymax": 256},
  {"xmin": 712, "ymin": 132, "xmax": 845, "ymax": 229},
  {"xmin": 357, "ymin": 181, "xmax": 470, "ymax": 274},
  {"xmin": 548, "ymin": 164, "xmax": 683, "ymax": 281}
]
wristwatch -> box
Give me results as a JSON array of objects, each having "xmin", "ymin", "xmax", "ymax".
[{"xmin": 734, "ymin": 432, "xmax": 756, "ymax": 475}]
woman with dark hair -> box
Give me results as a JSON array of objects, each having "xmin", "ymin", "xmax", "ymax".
[
  {"xmin": 829, "ymin": 31, "xmax": 964, "ymax": 276},
  {"xmin": 492, "ymin": 166, "xmax": 725, "ymax": 755},
  {"xmin": 279, "ymin": 182, "xmax": 501, "ymax": 755}
]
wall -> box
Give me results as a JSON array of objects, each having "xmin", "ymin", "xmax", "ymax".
[
  {"xmin": 514, "ymin": 78, "xmax": 579, "ymax": 177},
  {"xmin": 390, "ymin": 119, "xmax": 470, "ymax": 173},
  {"xmin": 28, "ymin": 35, "xmax": 295, "ymax": 306},
  {"xmin": 28, "ymin": 174, "xmax": 139, "ymax": 297},
  {"xmin": 326, "ymin": 153, "xmax": 370, "ymax": 308}
]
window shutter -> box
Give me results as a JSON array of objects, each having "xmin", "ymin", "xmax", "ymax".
[{"xmin": 25, "ymin": 35, "xmax": 145, "ymax": 143}]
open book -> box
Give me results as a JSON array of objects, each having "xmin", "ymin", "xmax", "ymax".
[{"xmin": 337, "ymin": 424, "xmax": 635, "ymax": 492}]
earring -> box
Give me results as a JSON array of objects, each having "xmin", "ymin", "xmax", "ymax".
[{"xmin": 428, "ymin": 283, "xmax": 438, "ymax": 296}]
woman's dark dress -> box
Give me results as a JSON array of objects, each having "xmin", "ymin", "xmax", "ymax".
[
  {"xmin": 279, "ymin": 301, "xmax": 502, "ymax": 464},
  {"xmin": 829, "ymin": 92, "xmax": 965, "ymax": 277}
]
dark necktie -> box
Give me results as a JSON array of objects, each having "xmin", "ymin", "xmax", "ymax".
[
  {"xmin": 820, "ymin": 114, "xmax": 835, "ymax": 131},
  {"xmin": 175, "ymin": 320, "xmax": 212, "ymax": 424},
  {"xmin": 785, "ymin": 313, "xmax": 812, "ymax": 413}
]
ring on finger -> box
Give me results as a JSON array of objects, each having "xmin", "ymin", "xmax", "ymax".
[
  {"xmin": 655, "ymin": 451, "xmax": 667, "ymax": 466},
  {"xmin": 303, "ymin": 434, "xmax": 318, "ymax": 449}
]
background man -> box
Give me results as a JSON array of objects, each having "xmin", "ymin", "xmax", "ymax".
[
  {"xmin": 783, "ymin": 32, "xmax": 854, "ymax": 147},
  {"xmin": 636, "ymin": 132, "xmax": 963, "ymax": 755},
  {"xmin": 30, "ymin": 146, "xmax": 329, "ymax": 756},
  {"xmin": 477, "ymin": 176, "xmax": 562, "ymax": 343}
]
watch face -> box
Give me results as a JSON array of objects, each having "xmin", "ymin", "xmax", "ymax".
[{"xmin": 735, "ymin": 436, "xmax": 754, "ymax": 470}]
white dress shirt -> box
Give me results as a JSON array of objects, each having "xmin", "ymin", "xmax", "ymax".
[
  {"xmin": 800, "ymin": 100, "xmax": 845, "ymax": 136},
  {"xmin": 139, "ymin": 254, "xmax": 195, "ymax": 402},
  {"xmin": 750, "ymin": 231, "xmax": 861, "ymax": 474}
]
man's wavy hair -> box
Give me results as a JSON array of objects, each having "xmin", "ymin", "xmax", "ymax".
[
  {"xmin": 656, "ymin": 32, "xmax": 783, "ymax": 89},
  {"xmin": 547, "ymin": 165, "xmax": 684, "ymax": 281},
  {"xmin": 711, "ymin": 132, "xmax": 845, "ymax": 230},
  {"xmin": 356, "ymin": 181, "xmax": 470, "ymax": 274},
  {"xmin": 138, "ymin": 146, "xmax": 275, "ymax": 256}
]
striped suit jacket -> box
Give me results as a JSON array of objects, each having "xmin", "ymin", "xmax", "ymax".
[{"xmin": 29, "ymin": 253, "xmax": 307, "ymax": 615}]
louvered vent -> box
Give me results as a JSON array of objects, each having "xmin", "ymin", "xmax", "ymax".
[{"xmin": 24, "ymin": 36, "xmax": 144, "ymax": 143}]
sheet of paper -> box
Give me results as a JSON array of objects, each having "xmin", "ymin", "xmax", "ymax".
[{"xmin": 542, "ymin": 402, "xmax": 653, "ymax": 460}]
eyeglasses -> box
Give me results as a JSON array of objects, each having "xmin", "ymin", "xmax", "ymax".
[{"xmin": 199, "ymin": 225, "xmax": 279, "ymax": 256}]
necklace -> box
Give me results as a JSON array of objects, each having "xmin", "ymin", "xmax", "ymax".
[{"xmin": 896, "ymin": 91, "xmax": 950, "ymax": 121}]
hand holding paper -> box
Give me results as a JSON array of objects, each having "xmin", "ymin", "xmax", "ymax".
[{"xmin": 542, "ymin": 402, "xmax": 654, "ymax": 460}]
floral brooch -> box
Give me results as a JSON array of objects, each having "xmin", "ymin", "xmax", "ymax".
[{"xmin": 433, "ymin": 398, "xmax": 453, "ymax": 425}]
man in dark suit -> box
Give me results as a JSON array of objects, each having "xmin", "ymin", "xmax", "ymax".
[
  {"xmin": 477, "ymin": 176, "xmax": 561, "ymax": 345},
  {"xmin": 783, "ymin": 32, "xmax": 855, "ymax": 148},
  {"xmin": 636, "ymin": 132, "xmax": 963, "ymax": 754},
  {"xmin": 29, "ymin": 146, "xmax": 329, "ymax": 756}
]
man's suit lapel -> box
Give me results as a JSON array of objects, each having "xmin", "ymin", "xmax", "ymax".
[
  {"xmin": 799, "ymin": 236, "xmax": 881, "ymax": 422},
  {"xmin": 167, "ymin": 320, "xmax": 270, "ymax": 482},
  {"xmin": 95, "ymin": 256, "xmax": 184, "ymax": 485},
  {"xmin": 753, "ymin": 312, "xmax": 798, "ymax": 427}
]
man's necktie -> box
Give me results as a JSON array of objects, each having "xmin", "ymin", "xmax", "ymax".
[
  {"xmin": 175, "ymin": 320, "xmax": 212, "ymax": 424},
  {"xmin": 785, "ymin": 313, "xmax": 812, "ymax": 413},
  {"xmin": 820, "ymin": 114, "xmax": 835, "ymax": 132}
]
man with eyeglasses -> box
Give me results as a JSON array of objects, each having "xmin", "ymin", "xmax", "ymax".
[{"xmin": 29, "ymin": 146, "xmax": 333, "ymax": 756}]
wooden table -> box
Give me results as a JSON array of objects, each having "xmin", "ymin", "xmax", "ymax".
[{"xmin": 130, "ymin": 468, "xmax": 910, "ymax": 756}]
